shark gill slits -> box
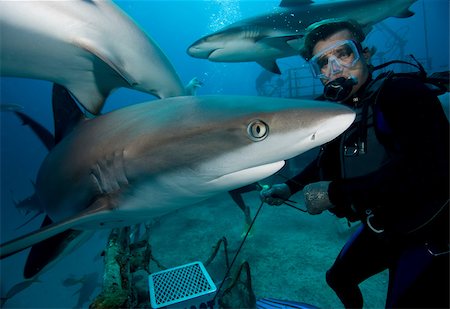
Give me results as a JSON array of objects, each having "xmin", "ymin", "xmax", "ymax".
[{"xmin": 247, "ymin": 120, "xmax": 269, "ymax": 142}]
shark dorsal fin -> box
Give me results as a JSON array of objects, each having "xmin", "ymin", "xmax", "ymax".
[
  {"xmin": 52, "ymin": 84, "xmax": 88, "ymax": 144},
  {"xmin": 279, "ymin": 0, "xmax": 312, "ymax": 7}
]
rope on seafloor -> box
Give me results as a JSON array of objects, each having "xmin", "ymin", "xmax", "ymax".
[
  {"xmin": 212, "ymin": 200, "xmax": 265, "ymax": 303},
  {"xmin": 212, "ymin": 176, "xmax": 309, "ymax": 302}
]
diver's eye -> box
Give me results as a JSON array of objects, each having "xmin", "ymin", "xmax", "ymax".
[{"xmin": 247, "ymin": 120, "xmax": 269, "ymax": 141}]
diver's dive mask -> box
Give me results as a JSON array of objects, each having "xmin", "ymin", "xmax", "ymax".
[{"xmin": 309, "ymin": 40, "xmax": 361, "ymax": 80}]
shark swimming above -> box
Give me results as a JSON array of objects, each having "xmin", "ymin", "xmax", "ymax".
[
  {"xmin": 187, "ymin": 0, "xmax": 418, "ymax": 74},
  {"xmin": 0, "ymin": 0, "xmax": 186, "ymax": 114},
  {"xmin": 0, "ymin": 84, "xmax": 355, "ymax": 278}
]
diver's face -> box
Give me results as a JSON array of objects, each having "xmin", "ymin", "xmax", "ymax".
[{"xmin": 312, "ymin": 29, "xmax": 370, "ymax": 98}]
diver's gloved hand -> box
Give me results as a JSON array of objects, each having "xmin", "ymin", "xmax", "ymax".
[
  {"xmin": 259, "ymin": 183, "xmax": 292, "ymax": 206},
  {"xmin": 303, "ymin": 181, "xmax": 334, "ymax": 215}
]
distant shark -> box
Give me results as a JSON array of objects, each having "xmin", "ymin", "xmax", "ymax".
[
  {"xmin": 187, "ymin": 0, "xmax": 418, "ymax": 74},
  {"xmin": 0, "ymin": 104, "xmax": 23, "ymax": 112},
  {"xmin": 0, "ymin": 84, "xmax": 355, "ymax": 278},
  {"xmin": 1, "ymin": 277, "xmax": 41, "ymax": 307},
  {"xmin": 0, "ymin": 0, "xmax": 186, "ymax": 114},
  {"xmin": 62, "ymin": 272, "xmax": 100, "ymax": 308}
]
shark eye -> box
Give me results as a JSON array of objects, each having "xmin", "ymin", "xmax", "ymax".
[{"xmin": 247, "ymin": 120, "xmax": 269, "ymax": 141}]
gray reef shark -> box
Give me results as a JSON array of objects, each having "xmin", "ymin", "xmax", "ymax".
[
  {"xmin": 0, "ymin": 104, "xmax": 23, "ymax": 112},
  {"xmin": 0, "ymin": 0, "xmax": 186, "ymax": 114},
  {"xmin": 1, "ymin": 277, "xmax": 41, "ymax": 307},
  {"xmin": 0, "ymin": 84, "xmax": 355, "ymax": 278},
  {"xmin": 62, "ymin": 272, "xmax": 100, "ymax": 308},
  {"xmin": 187, "ymin": 0, "xmax": 418, "ymax": 74}
]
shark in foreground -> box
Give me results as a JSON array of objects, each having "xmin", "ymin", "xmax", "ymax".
[
  {"xmin": 0, "ymin": 85, "xmax": 355, "ymax": 277},
  {"xmin": 0, "ymin": 0, "xmax": 186, "ymax": 115},
  {"xmin": 187, "ymin": 0, "xmax": 417, "ymax": 74}
]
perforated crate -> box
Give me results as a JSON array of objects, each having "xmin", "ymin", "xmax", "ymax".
[{"xmin": 148, "ymin": 261, "xmax": 217, "ymax": 309}]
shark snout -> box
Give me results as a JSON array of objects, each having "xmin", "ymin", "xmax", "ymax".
[
  {"xmin": 315, "ymin": 109, "xmax": 356, "ymax": 143},
  {"xmin": 187, "ymin": 40, "xmax": 213, "ymax": 59}
]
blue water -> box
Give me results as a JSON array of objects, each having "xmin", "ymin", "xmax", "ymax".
[{"xmin": 0, "ymin": 0, "xmax": 448, "ymax": 308}]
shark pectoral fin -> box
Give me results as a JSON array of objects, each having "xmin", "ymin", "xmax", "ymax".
[
  {"xmin": 257, "ymin": 59, "xmax": 282, "ymax": 75},
  {"xmin": 24, "ymin": 218, "xmax": 93, "ymax": 278},
  {"xmin": 286, "ymin": 36, "xmax": 305, "ymax": 51},
  {"xmin": 64, "ymin": 81, "xmax": 106, "ymax": 116},
  {"xmin": 395, "ymin": 9, "xmax": 415, "ymax": 18},
  {"xmin": 0, "ymin": 217, "xmax": 77, "ymax": 260},
  {"xmin": 74, "ymin": 38, "xmax": 137, "ymax": 88},
  {"xmin": 259, "ymin": 34, "xmax": 304, "ymax": 52},
  {"xmin": 0, "ymin": 198, "xmax": 111, "ymax": 260},
  {"xmin": 69, "ymin": 39, "xmax": 138, "ymax": 115}
]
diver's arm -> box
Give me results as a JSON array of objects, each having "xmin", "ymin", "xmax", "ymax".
[
  {"xmin": 260, "ymin": 155, "xmax": 321, "ymax": 206},
  {"xmin": 285, "ymin": 156, "xmax": 321, "ymax": 194}
]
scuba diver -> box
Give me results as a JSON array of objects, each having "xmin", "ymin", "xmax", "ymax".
[{"xmin": 260, "ymin": 19, "xmax": 449, "ymax": 308}]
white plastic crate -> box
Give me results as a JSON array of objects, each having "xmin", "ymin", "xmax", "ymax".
[{"xmin": 148, "ymin": 261, "xmax": 217, "ymax": 309}]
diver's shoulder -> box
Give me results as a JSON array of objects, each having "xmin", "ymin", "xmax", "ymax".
[
  {"xmin": 381, "ymin": 73, "xmax": 432, "ymax": 96},
  {"xmin": 385, "ymin": 74, "xmax": 426, "ymax": 86}
]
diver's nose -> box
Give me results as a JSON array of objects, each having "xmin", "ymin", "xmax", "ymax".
[{"xmin": 326, "ymin": 56, "xmax": 344, "ymax": 78}]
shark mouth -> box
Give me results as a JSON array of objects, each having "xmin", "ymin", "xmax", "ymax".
[
  {"xmin": 206, "ymin": 161, "xmax": 286, "ymax": 189},
  {"xmin": 209, "ymin": 49, "xmax": 218, "ymax": 58}
]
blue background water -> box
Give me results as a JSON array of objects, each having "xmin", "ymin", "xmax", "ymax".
[{"xmin": 0, "ymin": 0, "xmax": 448, "ymax": 308}]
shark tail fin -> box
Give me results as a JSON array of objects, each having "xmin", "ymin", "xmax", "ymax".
[{"xmin": 52, "ymin": 84, "xmax": 88, "ymax": 144}]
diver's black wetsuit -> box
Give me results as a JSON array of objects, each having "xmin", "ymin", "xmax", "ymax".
[{"xmin": 285, "ymin": 75, "xmax": 450, "ymax": 308}]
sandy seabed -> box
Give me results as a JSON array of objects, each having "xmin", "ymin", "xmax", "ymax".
[{"xmin": 147, "ymin": 189, "xmax": 389, "ymax": 309}]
